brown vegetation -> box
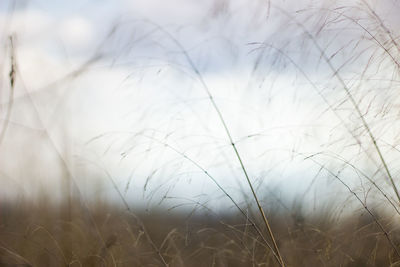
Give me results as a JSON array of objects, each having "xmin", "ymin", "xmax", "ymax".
[{"xmin": 1, "ymin": 197, "xmax": 399, "ymax": 267}]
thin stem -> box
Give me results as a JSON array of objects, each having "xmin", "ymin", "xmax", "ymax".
[
  {"xmin": 276, "ymin": 5, "xmax": 400, "ymax": 205},
  {"xmin": 149, "ymin": 23, "xmax": 285, "ymax": 266},
  {"xmin": 304, "ymin": 154, "xmax": 400, "ymax": 258},
  {"xmin": 0, "ymin": 36, "xmax": 15, "ymax": 148}
]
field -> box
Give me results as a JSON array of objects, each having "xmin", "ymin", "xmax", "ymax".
[
  {"xmin": 1, "ymin": 197, "xmax": 399, "ymax": 266},
  {"xmin": 2, "ymin": 0, "xmax": 400, "ymax": 266}
]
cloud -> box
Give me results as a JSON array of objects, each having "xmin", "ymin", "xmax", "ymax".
[
  {"xmin": 58, "ymin": 16, "xmax": 94, "ymax": 49},
  {"xmin": 122, "ymin": 0, "xmax": 208, "ymax": 25},
  {"xmin": 2, "ymin": 0, "xmax": 400, "ymax": 205},
  {"xmin": 0, "ymin": 9, "xmax": 53, "ymax": 39}
]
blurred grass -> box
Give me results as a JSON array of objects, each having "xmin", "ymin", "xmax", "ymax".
[
  {"xmin": 1, "ymin": 195, "xmax": 399, "ymax": 267},
  {"xmin": 2, "ymin": 1, "xmax": 400, "ymax": 266}
]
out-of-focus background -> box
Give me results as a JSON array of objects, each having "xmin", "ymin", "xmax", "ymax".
[{"xmin": 2, "ymin": 0, "xmax": 400, "ymax": 266}]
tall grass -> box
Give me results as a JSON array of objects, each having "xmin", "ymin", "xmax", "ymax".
[{"xmin": 2, "ymin": 0, "xmax": 400, "ymax": 266}]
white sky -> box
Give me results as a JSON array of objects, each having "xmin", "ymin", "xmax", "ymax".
[{"xmin": 1, "ymin": 0, "xmax": 400, "ymax": 214}]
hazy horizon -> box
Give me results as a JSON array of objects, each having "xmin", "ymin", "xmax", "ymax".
[{"xmin": 1, "ymin": 0, "xmax": 399, "ymax": 214}]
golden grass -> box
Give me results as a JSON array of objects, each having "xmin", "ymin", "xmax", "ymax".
[{"xmin": 1, "ymin": 196, "xmax": 399, "ymax": 267}]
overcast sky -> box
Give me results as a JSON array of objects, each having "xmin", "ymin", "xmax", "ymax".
[{"xmin": 1, "ymin": 0, "xmax": 400, "ymax": 213}]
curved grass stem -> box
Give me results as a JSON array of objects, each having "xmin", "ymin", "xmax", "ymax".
[{"xmin": 148, "ymin": 23, "xmax": 285, "ymax": 267}]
